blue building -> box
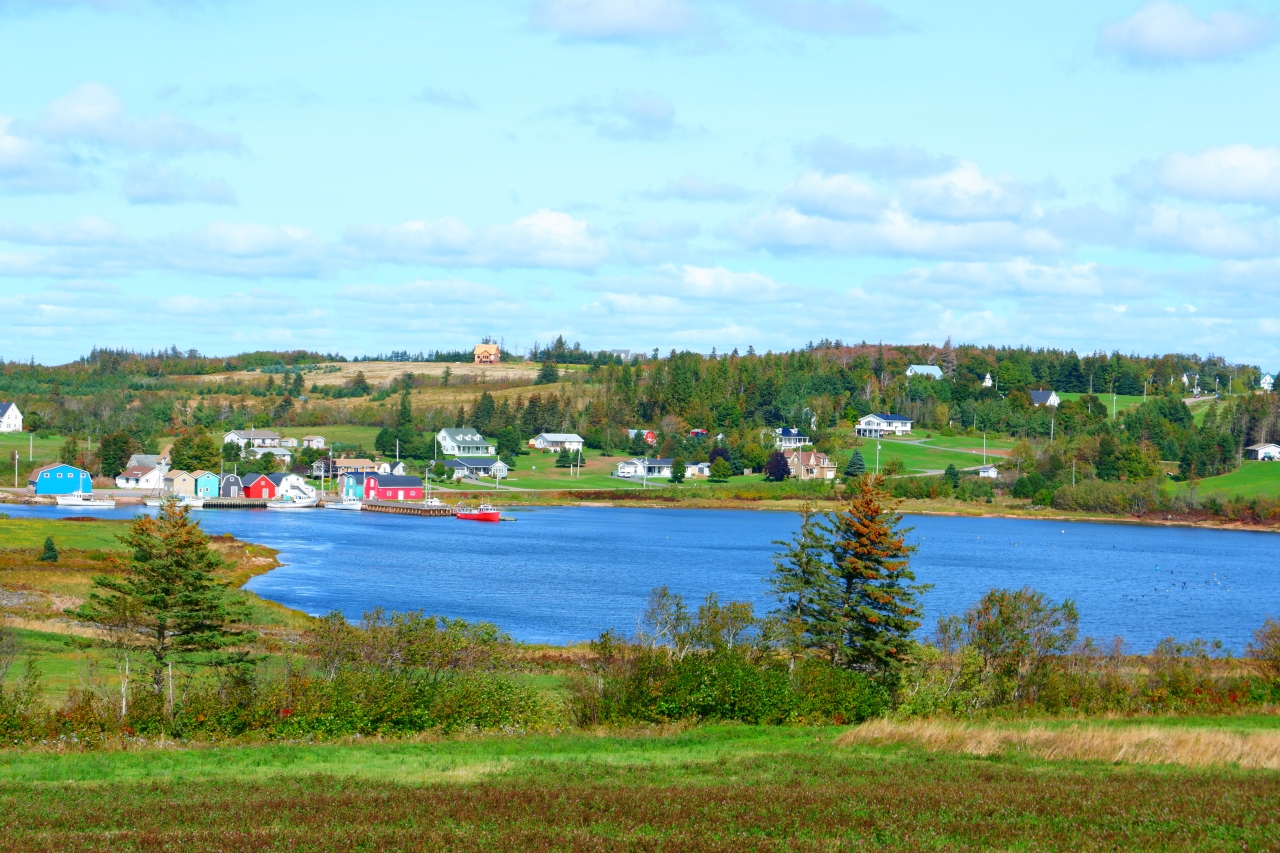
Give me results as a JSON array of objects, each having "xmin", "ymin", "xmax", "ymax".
[
  {"xmin": 29, "ymin": 463, "xmax": 94, "ymax": 495},
  {"xmin": 192, "ymin": 471, "xmax": 221, "ymax": 499}
]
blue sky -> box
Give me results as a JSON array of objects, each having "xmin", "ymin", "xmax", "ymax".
[{"xmin": 3, "ymin": 0, "xmax": 1280, "ymax": 365}]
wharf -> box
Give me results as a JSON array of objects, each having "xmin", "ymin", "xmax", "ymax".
[
  {"xmin": 360, "ymin": 501, "xmax": 455, "ymax": 517},
  {"xmin": 202, "ymin": 498, "xmax": 269, "ymax": 509}
]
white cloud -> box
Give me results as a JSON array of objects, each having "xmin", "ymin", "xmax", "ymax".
[
  {"xmin": 0, "ymin": 215, "xmax": 127, "ymax": 246},
  {"xmin": 561, "ymin": 90, "xmax": 680, "ymax": 140},
  {"xmin": 345, "ymin": 209, "xmax": 608, "ymax": 270},
  {"xmin": 123, "ymin": 164, "xmax": 236, "ymax": 205},
  {"xmin": 530, "ymin": 0, "xmax": 700, "ymax": 40},
  {"xmin": 1128, "ymin": 144, "xmax": 1280, "ymax": 205},
  {"xmin": 1134, "ymin": 204, "xmax": 1280, "ymax": 257},
  {"xmin": 898, "ymin": 162, "xmax": 1037, "ymax": 221},
  {"xmin": 37, "ymin": 83, "xmax": 241, "ymax": 153},
  {"xmin": 647, "ymin": 173, "xmax": 747, "ymax": 201},
  {"xmin": 665, "ymin": 264, "xmax": 789, "ymax": 301},
  {"xmin": 797, "ymin": 136, "xmax": 955, "ymax": 176},
  {"xmin": 0, "ymin": 115, "xmax": 91, "ymax": 193},
  {"xmin": 413, "ymin": 86, "xmax": 476, "ymax": 110},
  {"xmin": 158, "ymin": 222, "xmax": 328, "ymax": 277},
  {"xmin": 1099, "ymin": 1, "xmax": 1276, "ymax": 63},
  {"xmin": 736, "ymin": 207, "xmax": 1062, "ymax": 258},
  {"xmin": 742, "ymin": 0, "xmax": 893, "ymax": 35},
  {"xmin": 780, "ymin": 171, "xmax": 883, "ymax": 220}
]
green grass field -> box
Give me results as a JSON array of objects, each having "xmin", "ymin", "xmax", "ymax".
[
  {"xmin": 1, "ymin": 724, "xmax": 1276, "ymax": 850},
  {"xmin": 275, "ymin": 426, "xmax": 380, "ymax": 448},
  {"xmin": 0, "ymin": 517, "xmax": 129, "ymax": 550},
  {"xmin": 1057, "ymin": 392, "xmax": 1148, "ymax": 415},
  {"xmin": 845, "ymin": 439, "xmax": 999, "ymax": 475},
  {"xmin": 0, "ymin": 431, "xmax": 66, "ymax": 484},
  {"xmin": 1169, "ymin": 460, "xmax": 1280, "ymax": 500}
]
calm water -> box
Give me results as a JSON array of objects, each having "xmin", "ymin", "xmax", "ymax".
[{"xmin": 3, "ymin": 504, "xmax": 1275, "ymax": 650}]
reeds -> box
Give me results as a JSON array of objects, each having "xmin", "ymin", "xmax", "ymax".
[{"xmin": 838, "ymin": 718, "xmax": 1280, "ymax": 769}]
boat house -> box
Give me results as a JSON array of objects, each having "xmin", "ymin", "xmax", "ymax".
[
  {"xmin": 191, "ymin": 471, "xmax": 221, "ymax": 499},
  {"xmin": 29, "ymin": 463, "xmax": 94, "ymax": 495}
]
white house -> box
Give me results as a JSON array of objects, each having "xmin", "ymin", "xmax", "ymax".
[
  {"xmin": 532, "ymin": 432, "xmax": 584, "ymax": 452},
  {"xmin": 616, "ymin": 458, "xmax": 646, "ymax": 478},
  {"xmin": 684, "ymin": 461, "xmax": 710, "ymax": 478},
  {"xmin": 436, "ymin": 428, "xmax": 495, "ymax": 456},
  {"xmin": 115, "ymin": 465, "xmax": 163, "ymax": 490},
  {"xmin": 302, "ymin": 435, "xmax": 326, "ymax": 449},
  {"xmin": 267, "ymin": 472, "xmax": 316, "ymax": 500},
  {"xmin": 248, "ymin": 447, "xmax": 292, "ymax": 463},
  {"xmin": 773, "ymin": 428, "xmax": 810, "ymax": 449},
  {"xmin": 279, "ymin": 437, "xmax": 299, "ymax": 448},
  {"xmin": 223, "ymin": 429, "xmax": 281, "ymax": 449},
  {"xmin": 982, "ymin": 372, "xmax": 994, "ymax": 388},
  {"xmin": 1262, "ymin": 374, "xmax": 1275, "ymax": 392},
  {"xmin": 1245, "ymin": 443, "xmax": 1280, "ymax": 461},
  {"xmin": 0, "ymin": 401, "xmax": 22, "ymax": 433},
  {"xmin": 855, "ymin": 414, "xmax": 913, "ymax": 437},
  {"xmin": 443, "ymin": 457, "xmax": 509, "ymax": 480},
  {"xmin": 905, "ymin": 364, "xmax": 943, "ymax": 379},
  {"xmin": 1029, "ymin": 390, "xmax": 1061, "ymax": 407},
  {"xmin": 977, "ymin": 464, "xmax": 1000, "ymax": 479}
]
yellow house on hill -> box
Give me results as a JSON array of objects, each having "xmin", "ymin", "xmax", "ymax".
[{"xmin": 473, "ymin": 343, "xmax": 501, "ymax": 364}]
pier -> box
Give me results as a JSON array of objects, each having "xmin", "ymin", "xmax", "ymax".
[
  {"xmin": 202, "ymin": 498, "xmax": 270, "ymax": 509},
  {"xmin": 359, "ymin": 501, "xmax": 455, "ymax": 517}
]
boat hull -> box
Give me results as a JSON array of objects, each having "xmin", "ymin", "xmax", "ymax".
[
  {"xmin": 324, "ymin": 500, "xmax": 363, "ymax": 510},
  {"xmin": 55, "ymin": 495, "xmax": 116, "ymax": 509},
  {"xmin": 267, "ymin": 498, "xmax": 319, "ymax": 510},
  {"xmin": 456, "ymin": 510, "xmax": 501, "ymax": 522}
]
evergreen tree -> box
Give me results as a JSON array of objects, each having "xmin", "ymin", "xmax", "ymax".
[
  {"xmin": 472, "ymin": 391, "xmax": 496, "ymax": 431},
  {"xmin": 825, "ymin": 478, "xmax": 924, "ymax": 673},
  {"xmin": 38, "ymin": 536, "xmax": 58, "ymax": 563},
  {"xmin": 68, "ymin": 502, "xmax": 253, "ymax": 693},
  {"xmin": 99, "ymin": 431, "xmax": 141, "ymax": 479},
  {"xmin": 555, "ymin": 448, "xmax": 573, "ymax": 468},
  {"xmin": 944, "ymin": 463, "xmax": 960, "ymax": 488},
  {"xmin": 770, "ymin": 506, "xmax": 841, "ymax": 662},
  {"xmin": 536, "ymin": 361, "xmax": 560, "ymax": 385},
  {"xmin": 844, "ymin": 449, "xmax": 865, "ymax": 478},
  {"xmin": 670, "ymin": 456, "xmax": 686, "ymax": 483},
  {"xmin": 709, "ymin": 458, "xmax": 732, "ymax": 481},
  {"xmin": 397, "ymin": 390, "xmax": 413, "ymax": 429}
]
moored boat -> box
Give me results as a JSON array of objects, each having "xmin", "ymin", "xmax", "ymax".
[
  {"xmin": 455, "ymin": 502, "xmax": 500, "ymax": 522},
  {"xmin": 55, "ymin": 492, "xmax": 116, "ymax": 509},
  {"xmin": 267, "ymin": 496, "xmax": 319, "ymax": 510},
  {"xmin": 324, "ymin": 497, "xmax": 363, "ymax": 510}
]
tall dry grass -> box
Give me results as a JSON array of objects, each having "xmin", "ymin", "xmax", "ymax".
[{"xmin": 838, "ymin": 718, "xmax": 1280, "ymax": 769}]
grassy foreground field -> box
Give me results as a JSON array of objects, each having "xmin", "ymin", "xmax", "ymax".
[
  {"xmin": 1169, "ymin": 461, "xmax": 1280, "ymax": 501},
  {"xmin": 2, "ymin": 723, "xmax": 1278, "ymax": 851}
]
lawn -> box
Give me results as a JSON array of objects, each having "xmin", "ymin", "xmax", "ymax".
[
  {"xmin": 841, "ymin": 438, "xmax": 1000, "ymax": 475},
  {"xmin": 1, "ymin": 723, "xmax": 1277, "ymax": 850},
  {"xmin": 0, "ymin": 431, "xmax": 66, "ymax": 484},
  {"xmin": 0, "ymin": 516, "xmax": 129, "ymax": 550},
  {"xmin": 1057, "ymin": 392, "xmax": 1148, "ymax": 416},
  {"xmin": 1169, "ymin": 460, "xmax": 1280, "ymax": 500},
  {"xmin": 914, "ymin": 434, "xmax": 1019, "ymax": 453},
  {"xmin": 502, "ymin": 449, "xmax": 645, "ymax": 490},
  {"xmin": 275, "ymin": 425, "xmax": 380, "ymax": 448}
]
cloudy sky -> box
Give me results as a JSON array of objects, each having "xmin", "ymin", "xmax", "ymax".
[{"xmin": 3, "ymin": 0, "xmax": 1280, "ymax": 365}]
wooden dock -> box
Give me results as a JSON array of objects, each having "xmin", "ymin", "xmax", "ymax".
[
  {"xmin": 201, "ymin": 498, "xmax": 269, "ymax": 509},
  {"xmin": 360, "ymin": 501, "xmax": 455, "ymax": 517}
]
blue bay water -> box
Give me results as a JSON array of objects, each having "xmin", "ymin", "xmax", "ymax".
[{"xmin": 2, "ymin": 504, "xmax": 1275, "ymax": 651}]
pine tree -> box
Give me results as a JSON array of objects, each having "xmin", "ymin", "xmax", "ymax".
[
  {"xmin": 669, "ymin": 456, "xmax": 686, "ymax": 483},
  {"xmin": 38, "ymin": 536, "xmax": 58, "ymax": 563},
  {"xmin": 944, "ymin": 463, "xmax": 960, "ymax": 488},
  {"xmin": 555, "ymin": 447, "xmax": 573, "ymax": 468},
  {"xmin": 941, "ymin": 336, "xmax": 956, "ymax": 376},
  {"xmin": 398, "ymin": 390, "xmax": 413, "ymax": 429},
  {"xmin": 67, "ymin": 502, "xmax": 253, "ymax": 693},
  {"xmin": 825, "ymin": 478, "xmax": 925, "ymax": 673},
  {"xmin": 770, "ymin": 506, "xmax": 841, "ymax": 662},
  {"xmin": 844, "ymin": 449, "xmax": 865, "ymax": 478}
]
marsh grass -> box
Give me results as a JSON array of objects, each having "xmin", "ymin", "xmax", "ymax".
[{"xmin": 840, "ymin": 717, "xmax": 1280, "ymax": 769}]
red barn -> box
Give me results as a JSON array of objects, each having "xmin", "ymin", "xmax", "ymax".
[
  {"xmin": 241, "ymin": 472, "xmax": 277, "ymax": 499},
  {"xmin": 364, "ymin": 474, "xmax": 424, "ymax": 501}
]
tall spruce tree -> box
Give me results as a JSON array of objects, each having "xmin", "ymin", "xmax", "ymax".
[
  {"xmin": 68, "ymin": 502, "xmax": 253, "ymax": 693},
  {"xmin": 770, "ymin": 506, "xmax": 841, "ymax": 663},
  {"xmin": 844, "ymin": 449, "xmax": 865, "ymax": 478}
]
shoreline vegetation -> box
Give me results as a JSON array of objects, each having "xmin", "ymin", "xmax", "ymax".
[{"xmin": 3, "ymin": 491, "xmax": 1280, "ymax": 848}]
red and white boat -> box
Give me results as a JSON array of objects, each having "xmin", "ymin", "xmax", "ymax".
[{"xmin": 455, "ymin": 502, "xmax": 501, "ymax": 522}]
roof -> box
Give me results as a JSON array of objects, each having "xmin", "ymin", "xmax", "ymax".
[
  {"xmin": 1029, "ymin": 390, "xmax": 1058, "ymax": 405},
  {"xmin": 0, "ymin": 401, "xmax": 17, "ymax": 416},
  {"xmin": 907, "ymin": 364, "xmax": 943, "ymax": 378},
  {"xmin": 536, "ymin": 433, "xmax": 583, "ymax": 441},
  {"xmin": 474, "ymin": 343, "xmax": 501, "ymax": 353},
  {"xmin": 127, "ymin": 454, "xmax": 161, "ymax": 468},
  {"xmin": 777, "ymin": 428, "xmax": 807, "ymax": 437},
  {"xmin": 227, "ymin": 429, "xmax": 280, "ymax": 439},
  {"xmin": 266, "ymin": 472, "xmax": 300, "ymax": 484},
  {"xmin": 165, "ymin": 470, "xmax": 192, "ymax": 480},
  {"xmin": 302, "ymin": 435, "xmax": 324, "ymax": 440},
  {"xmin": 1246, "ymin": 443, "xmax": 1280, "ymax": 450},
  {"xmin": 190, "ymin": 470, "xmax": 216, "ymax": 479},
  {"xmin": 30, "ymin": 463, "xmax": 77, "ymax": 477},
  {"xmin": 366, "ymin": 474, "xmax": 424, "ymax": 487},
  {"xmin": 119, "ymin": 466, "xmax": 155, "ymax": 478},
  {"xmin": 449, "ymin": 457, "xmax": 502, "ymax": 469},
  {"xmin": 867, "ymin": 413, "xmax": 912, "ymax": 423},
  {"xmin": 220, "ymin": 473, "xmax": 243, "ymax": 483},
  {"xmin": 784, "ymin": 450, "xmax": 832, "ymax": 465},
  {"xmin": 438, "ymin": 428, "xmax": 490, "ymax": 443},
  {"xmin": 332, "ymin": 458, "xmax": 378, "ymax": 468},
  {"xmin": 240, "ymin": 472, "xmax": 266, "ymax": 485}
]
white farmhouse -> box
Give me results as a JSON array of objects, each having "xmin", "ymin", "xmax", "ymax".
[
  {"xmin": 436, "ymin": 428, "xmax": 495, "ymax": 456},
  {"xmin": 1029, "ymin": 390, "xmax": 1061, "ymax": 407},
  {"xmin": 302, "ymin": 435, "xmax": 326, "ymax": 449},
  {"xmin": 0, "ymin": 401, "xmax": 22, "ymax": 433},
  {"xmin": 115, "ymin": 465, "xmax": 164, "ymax": 490},
  {"xmin": 223, "ymin": 429, "xmax": 281, "ymax": 449},
  {"xmin": 773, "ymin": 428, "xmax": 810, "ymax": 449},
  {"xmin": 982, "ymin": 372, "xmax": 994, "ymax": 388},
  {"xmin": 905, "ymin": 364, "xmax": 943, "ymax": 379},
  {"xmin": 1262, "ymin": 374, "xmax": 1275, "ymax": 392},
  {"xmin": 855, "ymin": 414, "xmax": 913, "ymax": 437},
  {"xmin": 532, "ymin": 433, "xmax": 584, "ymax": 452},
  {"xmin": 616, "ymin": 458, "xmax": 646, "ymax": 478}
]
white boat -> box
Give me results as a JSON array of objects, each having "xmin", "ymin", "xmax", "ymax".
[
  {"xmin": 324, "ymin": 497, "xmax": 363, "ymax": 510},
  {"xmin": 423, "ymin": 496, "xmax": 445, "ymax": 508},
  {"xmin": 267, "ymin": 496, "xmax": 319, "ymax": 510},
  {"xmin": 56, "ymin": 492, "xmax": 116, "ymax": 509},
  {"xmin": 145, "ymin": 495, "xmax": 201, "ymax": 509}
]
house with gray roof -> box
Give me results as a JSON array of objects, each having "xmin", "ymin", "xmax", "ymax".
[
  {"xmin": 905, "ymin": 364, "xmax": 943, "ymax": 379},
  {"xmin": 0, "ymin": 401, "xmax": 22, "ymax": 433},
  {"xmin": 436, "ymin": 428, "xmax": 495, "ymax": 456},
  {"xmin": 1029, "ymin": 390, "xmax": 1060, "ymax": 407}
]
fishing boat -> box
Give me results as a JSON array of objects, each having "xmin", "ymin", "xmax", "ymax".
[
  {"xmin": 324, "ymin": 496, "xmax": 363, "ymax": 510},
  {"xmin": 267, "ymin": 495, "xmax": 319, "ymax": 510},
  {"xmin": 423, "ymin": 495, "xmax": 445, "ymax": 508},
  {"xmin": 55, "ymin": 492, "xmax": 116, "ymax": 509},
  {"xmin": 144, "ymin": 495, "xmax": 201, "ymax": 509},
  {"xmin": 455, "ymin": 502, "xmax": 500, "ymax": 522}
]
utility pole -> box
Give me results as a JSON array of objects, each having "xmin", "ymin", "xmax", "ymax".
[
  {"xmin": 876, "ymin": 441, "xmax": 881, "ymax": 475},
  {"xmin": 12, "ymin": 450, "xmax": 17, "ymax": 488}
]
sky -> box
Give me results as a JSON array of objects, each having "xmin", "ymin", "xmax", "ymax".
[{"xmin": 2, "ymin": 0, "xmax": 1280, "ymax": 366}]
